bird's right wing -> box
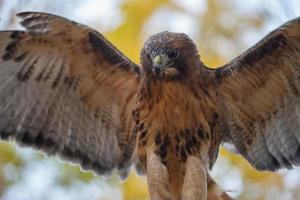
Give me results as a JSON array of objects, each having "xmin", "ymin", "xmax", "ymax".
[{"xmin": 0, "ymin": 12, "xmax": 141, "ymax": 177}]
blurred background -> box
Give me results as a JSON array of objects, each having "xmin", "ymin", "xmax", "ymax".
[{"xmin": 0, "ymin": 0, "xmax": 300, "ymax": 199}]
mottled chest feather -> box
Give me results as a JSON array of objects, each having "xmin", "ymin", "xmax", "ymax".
[{"xmin": 134, "ymin": 79, "xmax": 220, "ymax": 170}]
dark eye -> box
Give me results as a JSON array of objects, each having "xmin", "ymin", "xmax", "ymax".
[
  {"xmin": 168, "ymin": 50, "xmax": 179, "ymax": 60},
  {"xmin": 146, "ymin": 50, "xmax": 156, "ymax": 59}
]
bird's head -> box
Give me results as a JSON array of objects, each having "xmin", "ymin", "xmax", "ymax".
[{"xmin": 140, "ymin": 31, "xmax": 200, "ymax": 80}]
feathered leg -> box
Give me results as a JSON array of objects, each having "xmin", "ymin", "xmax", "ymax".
[
  {"xmin": 147, "ymin": 152, "xmax": 172, "ymax": 200},
  {"xmin": 181, "ymin": 156, "xmax": 207, "ymax": 200}
]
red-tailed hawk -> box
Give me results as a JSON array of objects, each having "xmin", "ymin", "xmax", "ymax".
[{"xmin": 1, "ymin": 12, "xmax": 300, "ymax": 200}]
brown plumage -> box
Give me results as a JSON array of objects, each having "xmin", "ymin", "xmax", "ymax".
[{"xmin": 1, "ymin": 12, "xmax": 300, "ymax": 200}]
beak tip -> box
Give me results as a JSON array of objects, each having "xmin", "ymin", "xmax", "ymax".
[{"xmin": 153, "ymin": 66, "xmax": 161, "ymax": 75}]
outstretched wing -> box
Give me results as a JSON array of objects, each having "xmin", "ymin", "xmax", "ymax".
[
  {"xmin": 212, "ymin": 17, "xmax": 300, "ymax": 171},
  {"xmin": 0, "ymin": 12, "xmax": 141, "ymax": 176}
]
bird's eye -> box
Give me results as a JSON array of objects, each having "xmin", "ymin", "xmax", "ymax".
[
  {"xmin": 146, "ymin": 50, "xmax": 156, "ymax": 59},
  {"xmin": 168, "ymin": 50, "xmax": 179, "ymax": 60}
]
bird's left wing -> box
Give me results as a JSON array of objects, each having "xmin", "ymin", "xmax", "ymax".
[
  {"xmin": 0, "ymin": 12, "xmax": 141, "ymax": 176},
  {"xmin": 212, "ymin": 17, "xmax": 300, "ymax": 171}
]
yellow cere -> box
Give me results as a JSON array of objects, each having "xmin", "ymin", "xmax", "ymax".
[{"xmin": 153, "ymin": 55, "xmax": 162, "ymax": 65}]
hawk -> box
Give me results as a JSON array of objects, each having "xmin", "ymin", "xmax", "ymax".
[{"xmin": 1, "ymin": 12, "xmax": 300, "ymax": 200}]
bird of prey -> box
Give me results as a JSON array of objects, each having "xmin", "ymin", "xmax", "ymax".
[{"xmin": 1, "ymin": 12, "xmax": 300, "ymax": 200}]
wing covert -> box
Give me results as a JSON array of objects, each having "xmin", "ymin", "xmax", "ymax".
[
  {"xmin": 0, "ymin": 12, "xmax": 140, "ymax": 177},
  {"xmin": 212, "ymin": 17, "xmax": 300, "ymax": 171}
]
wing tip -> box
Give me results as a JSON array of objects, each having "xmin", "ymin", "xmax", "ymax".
[{"xmin": 16, "ymin": 11, "xmax": 35, "ymax": 18}]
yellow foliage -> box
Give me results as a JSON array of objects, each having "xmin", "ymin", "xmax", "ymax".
[
  {"xmin": 122, "ymin": 171, "xmax": 149, "ymax": 200},
  {"xmin": 0, "ymin": 141, "xmax": 21, "ymax": 166},
  {"xmin": 106, "ymin": 0, "xmax": 172, "ymax": 63}
]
